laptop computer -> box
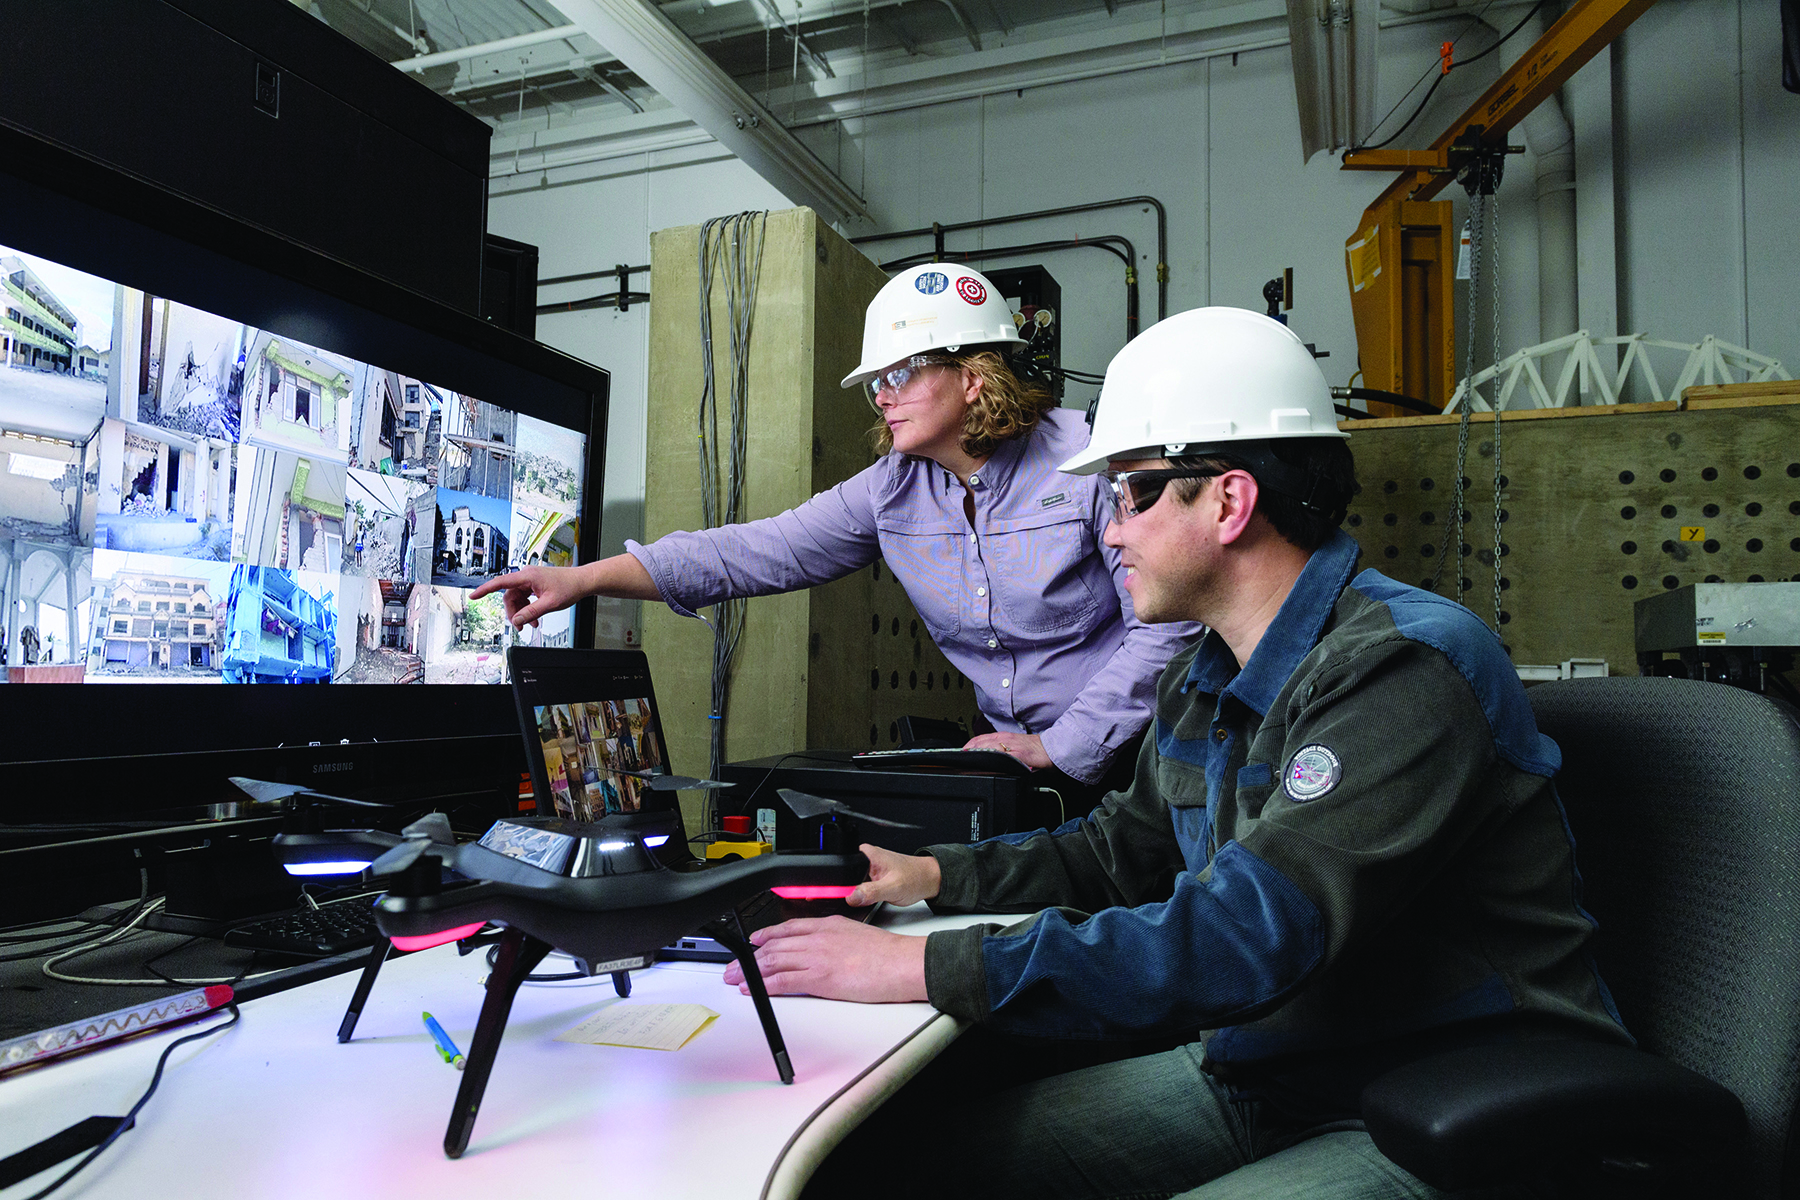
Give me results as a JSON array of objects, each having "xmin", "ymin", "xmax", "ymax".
[{"xmin": 506, "ymin": 647, "xmax": 878, "ymax": 961}]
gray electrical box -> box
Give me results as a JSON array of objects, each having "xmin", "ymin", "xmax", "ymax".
[
  {"xmin": 1635, "ymin": 583, "xmax": 1800, "ymax": 652},
  {"xmin": 1635, "ymin": 583, "xmax": 1800, "ymax": 695}
]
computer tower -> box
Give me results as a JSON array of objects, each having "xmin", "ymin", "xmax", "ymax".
[{"xmin": 717, "ymin": 754, "xmax": 1050, "ymax": 855}]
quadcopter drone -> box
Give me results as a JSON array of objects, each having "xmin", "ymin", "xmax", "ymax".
[{"xmin": 246, "ymin": 778, "xmax": 891, "ymax": 1159}]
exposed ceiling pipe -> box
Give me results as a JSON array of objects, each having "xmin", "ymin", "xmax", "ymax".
[
  {"xmin": 853, "ymin": 195, "xmax": 1170, "ymax": 322},
  {"xmin": 552, "ymin": 0, "xmax": 870, "ymax": 223},
  {"xmin": 879, "ymin": 237, "xmax": 1141, "ymax": 342},
  {"xmin": 393, "ymin": 24, "xmax": 584, "ymax": 72}
]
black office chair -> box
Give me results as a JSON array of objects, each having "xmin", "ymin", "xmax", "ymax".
[{"xmin": 1362, "ymin": 676, "xmax": 1800, "ymax": 1196}]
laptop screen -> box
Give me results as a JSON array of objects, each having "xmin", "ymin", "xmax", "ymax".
[{"xmin": 507, "ymin": 646, "xmax": 690, "ymax": 867}]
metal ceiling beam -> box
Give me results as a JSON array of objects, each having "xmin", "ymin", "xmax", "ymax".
[
  {"xmin": 748, "ymin": 0, "xmax": 837, "ymax": 78},
  {"xmin": 936, "ymin": 0, "xmax": 983, "ymax": 50},
  {"xmin": 573, "ymin": 65, "xmax": 647, "ymax": 113},
  {"xmin": 552, "ymin": 0, "xmax": 870, "ymax": 222}
]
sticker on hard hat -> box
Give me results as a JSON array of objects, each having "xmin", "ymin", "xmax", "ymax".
[
  {"xmin": 915, "ymin": 271, "xmax": 949, "ymax": 295},
  {"xmin": 956, "ymin": 276, "xmax": 988, "ymax": 305},
  {"xmin": 892, "ymin": 315, "xmax": 937, "ymax": 330},
  {"xmin": 1283, "ymin": 745, "xmax": 1341, "ymax": 802}
]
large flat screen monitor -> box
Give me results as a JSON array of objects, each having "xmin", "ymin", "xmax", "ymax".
[{"xmin": 0, "ymin": 126, "xmax": 609, "ymax": 860}]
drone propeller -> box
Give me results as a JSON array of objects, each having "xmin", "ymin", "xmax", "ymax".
[
  {"xmin": 616, "ymin": 769, "xmax": 736, "ymax": 792},
  {"xmin": 229, "ymin": 776, "xmax": 395, "ymax": 809},
  {"xmin": 368, "ymin": 813, "xmax": 456, "ymax": 877},
  {"xmin": 777, "ymin": 788, "xmax": 922, "ymax": 830}
]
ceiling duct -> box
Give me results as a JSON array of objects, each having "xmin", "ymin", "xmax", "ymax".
[
  {"xmin": 1287, "ymin": 0, "xmax": 1379, "ymax": 161},
  {"xmin": 552, "ymin": 0, "xmax": 870, "ymax": 224}
]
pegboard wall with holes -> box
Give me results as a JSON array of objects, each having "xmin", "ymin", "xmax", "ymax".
[
  {"xmin": 856, "ymin": 557, "xmax": 981, "ymax": 749},
  {"xmin": 1342, "ymin": 387, "xmax": 1800, "ymax": 674}
]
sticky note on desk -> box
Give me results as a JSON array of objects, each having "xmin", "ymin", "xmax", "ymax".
[{"xmin": 555, "ymin": 1004, "xmax": 719, "ymax": 1052}]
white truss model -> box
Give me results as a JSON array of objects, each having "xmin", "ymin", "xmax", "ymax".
[{"xmin": 1444, "ymin": 331, "xmax": 1790, "ymax": 413}]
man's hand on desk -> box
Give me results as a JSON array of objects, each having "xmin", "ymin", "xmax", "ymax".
[
  {"xmin": 847, "ymin": 843, "xmax": 941, "ymax": 908},
  {"xmin": 722, "ymin": 917, "xmax": 928, "ymax": 1003}
]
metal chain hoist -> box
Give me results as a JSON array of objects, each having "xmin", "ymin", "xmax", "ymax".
[{"xmin": 1428, "ymin": 126, "xmax": 1517, "ymax": 638}]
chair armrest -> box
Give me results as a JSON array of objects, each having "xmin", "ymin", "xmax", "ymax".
[{"xmin": 1360, "ymin": 1040, "xmax": 1745, "ymax": 1190}]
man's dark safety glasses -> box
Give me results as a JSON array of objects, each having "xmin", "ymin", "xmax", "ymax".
[{"xmin": 1101, "ymin": 468, "xmax": 1219, "ymax": 520}]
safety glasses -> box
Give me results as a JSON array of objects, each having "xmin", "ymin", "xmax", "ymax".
[
  {"xmin": 1102, "ymin": 468, "xmax": 1219, "ymax": 521},
  {"xmin": 864, "ymin": 355, "xmax": 958, "ymax": 403}
]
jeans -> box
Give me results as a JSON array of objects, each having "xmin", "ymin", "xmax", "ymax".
[{"xmin": 808, "ymin": 1038, "xmax": 1534, "ymax": 1200}]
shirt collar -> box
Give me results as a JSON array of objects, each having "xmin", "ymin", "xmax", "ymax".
[
  {"xmin": 940, "ymin": 424, "xmax": 1029, "ymax": 492},
  {"xmin": 1183, "ymin": 529, "xmax": 1362, "ymax": 716}
]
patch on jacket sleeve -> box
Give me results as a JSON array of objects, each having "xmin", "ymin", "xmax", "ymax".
[{"xmin": 1283, "ymin": 744, "xmax": 1342, "ymax": 802}]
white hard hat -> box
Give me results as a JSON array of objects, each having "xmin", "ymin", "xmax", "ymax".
[
  {"xmin": 841, "ymin": 263, "xmax": 1024, "ymax": 390},
  {"xmin": 1059, "ymin": 306, "xmax": 1346, "ymax": 475}
]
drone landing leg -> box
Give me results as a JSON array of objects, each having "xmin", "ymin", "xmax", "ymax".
[
  {"xmin": 707, "ymin": 918, "xmax": 794, "ymax": 1084},
  {"xmin": 337, "ymin": 936, "xmax": 390, "ymax": 1043},
  {"xmin": 443, "ymin": 928, "xmax": 551, "ymax": 1160}
]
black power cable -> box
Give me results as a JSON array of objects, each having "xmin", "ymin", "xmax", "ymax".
[
  {"xmin": 1354, "ymin": 0, "xmax": 1547, "ymax": 153},
  {"xmin": 19, "ymin": 1007, "xmax": 241, "ymax": 1200}
]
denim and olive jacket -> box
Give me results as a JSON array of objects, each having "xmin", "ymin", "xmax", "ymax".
[{"xmin": 921, "ymin": 530, "xmax": 1627, "ymax": 1089}]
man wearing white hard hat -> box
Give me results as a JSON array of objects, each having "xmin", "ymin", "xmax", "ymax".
[
  {"xmin": 731, "ymin": 307, "xmax": 1628, "ymax": 1198},
  {"xmin": 477, "ymin": 263, "xmax": 1198, "ymax": 798}
]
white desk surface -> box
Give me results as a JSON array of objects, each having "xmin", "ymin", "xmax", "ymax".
[{"xmin": 0, "ymin": 905, "xmax": 990, "ymax": 1200}]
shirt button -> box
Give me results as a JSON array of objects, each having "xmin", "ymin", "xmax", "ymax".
[
  {"xmin": 987, "ymin": 638, "xmax": 998, "ymax": 648},
  {"xmin": 976, "ymin": 587, "xmax": 987, "ymax": 597},
  {"xmin": 969, "ymin": 533, "xmax": 977, "ymax": 543},
  {"xmin": 969, "ymin": 474, "xmax": 980, "ymax": 485},
  {"xmin": 1213, "ymin": 728, "xmax": 1228, "ymax": 742},
  {"xmin": 1001, "ymin": 678, "xmax": 1011, "ymax": 688}
]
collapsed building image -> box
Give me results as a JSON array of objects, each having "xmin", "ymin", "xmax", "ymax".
[
  {"xmin": 89, "ymin": 565, "xmax": 223, "ymax": 676},
  {"xmin": 431, "ymin": 487, "xmax": 509, "ymax": 587},
  {"xmin": 342, "ymin": 468, "xmax": 431, "ymax": 581},
  {"xmin": 220, "ymin": 564, "xmax": 335, "ymax": 684},
  {"xmin": 334, "ymin": 575, "xmax": 428, "ymax": 684},
  {"xmin": 438, "ymin": 392, "xmax": 514, "ymax": 499},
  {"xmin": 93, "ymin": 417, "xmax": 233, "ymax": 561},
  {"xmin": 347, "ymin": 369, "xmax": 437, "ymax": 481},
  {"xmin": 114, "ymin": 295, "xmax": 246, "ymax": 443}
]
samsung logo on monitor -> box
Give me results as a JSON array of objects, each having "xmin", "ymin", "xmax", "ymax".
[{"xmin": 313, "ymin": 762, "xmax": 355, "ymax": 774}]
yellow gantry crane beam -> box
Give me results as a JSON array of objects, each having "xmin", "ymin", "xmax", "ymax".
[{"xmin": 1340, "ymin": 0, "xmax": 1657, "ymax": 415}]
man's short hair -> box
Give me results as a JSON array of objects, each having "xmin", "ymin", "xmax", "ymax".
[{"xmin": 1170, "ymin": 438, "xmax": 1356, "ymax": 551}]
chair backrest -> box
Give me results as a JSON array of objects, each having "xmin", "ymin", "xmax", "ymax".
[{"xmin": 1528, "ymin": 676, "xmax": 1800, "ymax": 1199}]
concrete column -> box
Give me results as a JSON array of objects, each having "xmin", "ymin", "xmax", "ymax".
[
  {"xmin": 3, "ymin": 546, "xmax": 17, "ymax": 669},
  {"xmin": 64, "ymin": 551, "xmax": 78, "ymax": 665}
]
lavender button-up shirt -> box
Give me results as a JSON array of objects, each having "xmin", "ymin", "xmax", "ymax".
[{"xmin": 627, "ymin": 409, "xmax": 1201, "ymax": 783}]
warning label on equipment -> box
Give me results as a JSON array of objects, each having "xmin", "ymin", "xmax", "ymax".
[{"xmin": 1347, "ymin": 227, "xmax": 1382, "ymax": 293}]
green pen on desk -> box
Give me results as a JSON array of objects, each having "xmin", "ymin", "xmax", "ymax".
[{"xmin": 422, "ymin": 1012, "xmax": 466, "ymax": 1071}]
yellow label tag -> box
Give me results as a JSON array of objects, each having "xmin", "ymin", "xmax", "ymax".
[
  {"xmin": 1679, "ymin": 527, "xmax": 1705, "ymax": 541},
  {"xmin": 1346, "ymin": 227, "xmax": 1383, "ymax": 294},
  {"xmin": 1697, "ymin": 631, "xmax": 1728, "ymax": 642}
]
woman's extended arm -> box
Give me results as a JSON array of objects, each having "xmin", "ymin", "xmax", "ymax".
[{"xmin": 471, "ymin": 555, "xmax": 661, "ymax": 629}]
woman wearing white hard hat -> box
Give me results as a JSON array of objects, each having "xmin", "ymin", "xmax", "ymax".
[{"xmin": 474, "ymin": 263, "xmax": 1199, "ymax": 798}]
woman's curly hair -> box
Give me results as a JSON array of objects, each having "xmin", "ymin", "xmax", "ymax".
[{"xmin": 867, "ymin": 350, "xmax": 1059, "ymax": 459}]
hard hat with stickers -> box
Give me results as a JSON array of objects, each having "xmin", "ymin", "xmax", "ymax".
[{"xmin": 840, "ymin": 263, "xmax": 1024, "ymax": 391}]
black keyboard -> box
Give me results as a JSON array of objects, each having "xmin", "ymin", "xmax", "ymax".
[{"xmin": 223, "ymin": 900, "xmax": 381, "ymax": 957}]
